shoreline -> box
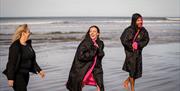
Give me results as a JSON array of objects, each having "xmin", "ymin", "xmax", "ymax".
[{"xmin": 0, "ymin": 42, "xmax": 180, "ymax": 91}]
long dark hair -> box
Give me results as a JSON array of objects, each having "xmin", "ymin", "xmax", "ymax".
[
  {"xmin": 131, "ymin": 13, "xmax": 142, "ymax": 31},
  {"xmin": 85, "ymin": 25, "xmax": 100, "ymax": 41}
]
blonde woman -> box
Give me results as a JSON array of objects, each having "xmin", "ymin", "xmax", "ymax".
[{"xmin": 3, "ymin": 24, "xmax": 45, "ymax": 91}]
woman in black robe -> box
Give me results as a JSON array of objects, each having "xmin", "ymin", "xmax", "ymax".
[
  {"xmin": 3, "ymin": 24, "xmax": 45, "ymax": 91},
  {"xmin": 120, "ymin": 13, "xmax": 149, "ymax": 91},
  {"xmin": 66, "ymin": 25, "xmax": 105, "ymax": 91}
]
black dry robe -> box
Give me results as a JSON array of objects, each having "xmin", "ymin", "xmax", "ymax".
[
  {"xmin": 66, "ymin": 35, "xmax": 105, "ymax": 91},
  {"xmin": 120, "ymin": 25, "xmax": 149, "ymax": 79}
]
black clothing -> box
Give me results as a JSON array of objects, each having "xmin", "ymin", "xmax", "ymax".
[
  {"xmin": 13, "ymin": 72, "xmax": 29, "ymax": 91},
  {"xmin": 66, "ymin": 35, "xmax": 105, "ymax": 91},
  {"xmin": 120, "ymin": 14, "xmax": 149, "ymax": 79},
  {"xmin": 19, "ymin": 44, "xmax": 35, "ymax": 73},
  {"xmin": 3, "ymin": 39, "xmax": 42, "ymax": 91}
]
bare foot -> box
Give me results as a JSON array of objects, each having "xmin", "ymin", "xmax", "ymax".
[{"xmin": 123, "ymin": 80, "xmax": 129, "ymax": 89}]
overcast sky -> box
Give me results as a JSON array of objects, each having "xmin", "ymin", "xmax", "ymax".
[{"xmin": 0, "ymin": 0, "xmax": 179, "ymax": 17}]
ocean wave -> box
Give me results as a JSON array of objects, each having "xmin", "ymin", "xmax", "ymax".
[
  {"xmin": 166, "ymin": 17, "xmax": 180, "ymax": 21},
  {"xmin": 44, "ymin": 31, "xmax": 85, "ymax": 34},
  {"xmin": 0, "ymin": 31, "xmax": 85, "ymax": 35},
  {"xmin": 1, "ymin": 18, "xmax": 179, "ymax": 26},
  {"xmin": 0, "ymin": 21, "xmax": 53, "ymax": 26}
]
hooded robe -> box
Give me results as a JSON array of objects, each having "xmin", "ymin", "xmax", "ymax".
[
  {"xmin": 120, "ymin": 13, "xmax": 149, "ymax": 79},
  {"xmin": 66, "ymin": 33, "xmax": 105, "ymax": 91}
]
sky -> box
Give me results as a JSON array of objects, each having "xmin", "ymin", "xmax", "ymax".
[{"xmin": 0, "ymin": 0, "xmax": 179, "ymax": 17}]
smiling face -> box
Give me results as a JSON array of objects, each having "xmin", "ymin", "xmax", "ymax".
[
  {"xmin": 89, "ymin": 27, "xmax": 99, "ymax": 40},
  {"xmin": 22, "ymin": 28, "xmax": 31, "ymax": 41},
  {"xmin": 136, "ymin": 17, "xmax": 143, "ymax": 29}
]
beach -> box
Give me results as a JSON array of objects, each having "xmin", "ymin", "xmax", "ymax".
[{"xmin": 0, "ymin": 17, "xmax": 180, "ymax": 91}]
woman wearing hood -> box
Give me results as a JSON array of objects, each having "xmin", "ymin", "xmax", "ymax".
[
  {"xmin": 120, "ymin": 13, "xmax": 149, "ymax": 91},
  {"xmin": 66, "ymin": 25, "xmax": 105, "ymax": 91}
]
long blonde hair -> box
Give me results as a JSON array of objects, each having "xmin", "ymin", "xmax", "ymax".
[{"xmin": 12, "ymin": 24, "xmax": 28, "ymax": 43}]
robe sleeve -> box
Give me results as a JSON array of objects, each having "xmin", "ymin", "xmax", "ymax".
[
  {"xmin": 30, "ymin": 44, "xmax": 42, "ymax": 74},
  {"xmin": 138, "ymin": 29, "xmax": 149, "ymax": 49},
  {"xmin": 120, "ymin": 28, "xmax": 134, "ymax": 51},
  {"xmin": 6, "ymin": 44, "xmax": 19, "ymax": 80},
  {"xmin": 97, "ymin": 41, "xmax": 105, "ymax": 58},
  {"xmin": 78, "ymin": 42, "xmax": 97, "ymax": 61},
  {"xmin": 32, "ymin": 56, "xmax": 42, "ymax": 73}
]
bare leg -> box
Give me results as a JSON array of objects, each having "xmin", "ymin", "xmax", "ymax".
[
  {"xmin": 96, "ymin": 85, "xmax": 100, "ymax": 91},
  {"xmin": 129, "ymin": 77, "xmax": 135, "ymax": 91}
]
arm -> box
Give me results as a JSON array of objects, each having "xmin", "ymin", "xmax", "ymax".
[
  {"xmin": 138, "ymin": 29, "xmax": 149, "ymax": 49},
  {"xmin": 33, "ymin": 58, "xmax": 42, "ymax": 73},
  {"xmin": 29, "ymin": 43, "xmax": 42, "ymax": 73},
  {"xmin": 97, "ymin": 41, "xmax": 105, "ymax": 58},
  {"xmin": 33, "ymin": 59, "xmax": 45, "ymax": 79},
  {"xmin": 32, "ymin": 50, "xmax": 45, "ymax": 78},
  {"xmin": 31, "ymin": 44, "xmax": 42, "ymax": 73},
  {"xmin": 78, "ymin": 41, "xmax": 98, "ymax": 61},
  {"xmin": 29, "ymin": 41, "xmax": 45, "ymax": 78},
  {"xmin": 120, "ymin": 28, "xmax": 134, "ymax": 51},
  {"xmin": 6, "ymin": 45, "xmax": 19, "ymax": 80}
]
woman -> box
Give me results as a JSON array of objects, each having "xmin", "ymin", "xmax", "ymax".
[
  {"xmin": 66, "ymin": 25, "xmax": 105, "ymax": 91},
  {"xmin": 3, "ymin": 24, "xmax": 45, "ymax": 91},
  {"xmin": 120, "ymin": 13, "xmax": 149, "ymax": 91}
]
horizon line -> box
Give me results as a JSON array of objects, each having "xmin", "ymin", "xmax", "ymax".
[{"xmin": 0, "ymin": 16, "xmax": 179, "ymax": 18}]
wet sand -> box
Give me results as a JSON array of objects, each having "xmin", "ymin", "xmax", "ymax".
[
  {"xmin": 0, "ymin": 37, "xmax": 180, "ymax": 91},
  {"xmin": 1, "ymin": 17, "xmax": 180, "ymax": 91}
]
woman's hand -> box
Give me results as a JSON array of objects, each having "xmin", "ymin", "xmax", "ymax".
[
  {"xmin": 8, "ymin": 80, "xmax": 14, "ymax": 87},
  {"xmin": 92, "ymin": 39, "xmax": 99, "ymax": 48},
  {"xmin": 38, "ymin": 70, "xmax": 45, "ymax": 79},
  {"xmin": 94, "ymin": 43, "xmax": 99, "ymax": 48},
  {"xmin": 132, "ymin": 42, "xmax": 138, "ymax": 50}
]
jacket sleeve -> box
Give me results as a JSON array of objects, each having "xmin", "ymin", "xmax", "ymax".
[
  {"xmin": 97, "ymin": 41, "xmax": 105, "ymax": 58},
  {"xmin": 6, "ymin": 45, "xmax": 19, "ymax": 80},
  {"xmin": 33, "ymin": 58, "xmax": 42, "ymax": 73},
  {"xmin": 120, "ymin": 28, "xmax": 134, "ymax": 51},
  {"xmin": 78, "ymin": 42, "xmax": 97, "ymax": 61},
  {"xmin": 30, "ymin": 44, "xmax": 42, "ymax": 73},
  {"xmin": 138, "ymin": 29, "xmax": 149, "ymax": 49}
]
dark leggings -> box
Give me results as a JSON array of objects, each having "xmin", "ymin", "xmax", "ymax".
[{"xmin": 13, "ymin": 72, "xmax": 29, "ymax": 91}]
